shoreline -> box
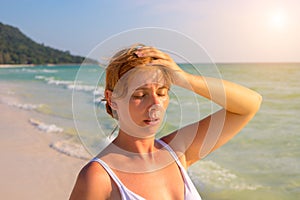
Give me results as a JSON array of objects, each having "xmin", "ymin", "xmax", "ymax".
[
  {"xmin": 0, "ymin": 64, "xmax": 36, "ymax": 68},
  {"xmin": 0, "ymin": 88, "xmax": 87, "ymax": 200},
  {"xmin": 0, "ymin": 63, "xmax": 85, "ymax": 68}
]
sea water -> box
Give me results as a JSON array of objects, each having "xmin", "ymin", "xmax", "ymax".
[{"xmin": 0, "ymin": 63, "xmax": 299, "ymax": 199}]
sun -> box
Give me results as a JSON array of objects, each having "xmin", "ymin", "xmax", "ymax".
[{"xmin": 269, "ymin": 9, "xmax": 287, "ymax": 30}]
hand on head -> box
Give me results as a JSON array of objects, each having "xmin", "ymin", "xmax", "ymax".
[{"xmin": 134, "ymin": 46, "xmax": 184, "ymax": 75}]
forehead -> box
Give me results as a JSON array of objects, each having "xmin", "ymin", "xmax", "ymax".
[
  {"xmin": 128, "ymin": 68, "xmax": 168, "ymax": 90},
  {"xmin": 135, "ymin": 84, "xmax": 169, "ymax": 92}
]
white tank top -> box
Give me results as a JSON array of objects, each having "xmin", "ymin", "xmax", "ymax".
[{"xmin": 91, "ymin": 139, "xmax": 202, "ymax": 200}]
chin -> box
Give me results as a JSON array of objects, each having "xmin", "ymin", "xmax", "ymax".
[{"xmin": 118, "ymin": 127, "xmax": 157, "ymax": 139}]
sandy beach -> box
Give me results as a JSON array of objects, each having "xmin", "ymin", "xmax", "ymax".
[{"xmin": 0, "ymin": 98, "xmax": 87, "ymax": 199}]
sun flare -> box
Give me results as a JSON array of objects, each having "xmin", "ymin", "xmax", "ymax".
[{"xmin": 269, "ymin": 9, "xmax": 287, "ymax": 30}]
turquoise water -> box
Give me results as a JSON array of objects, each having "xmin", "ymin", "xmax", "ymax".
[{"xmin": 0, "ymin": 63, "xmax": 299, "ymax": 199}]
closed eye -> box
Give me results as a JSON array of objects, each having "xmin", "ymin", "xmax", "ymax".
[
  {"xmin": 157, "ymin": 92, "xmax": 167, "ymax": 96},
  {"xmin": 132, "ymin": 92, "xmax": 146, "ymax": 99},
  {"xmin": 157, "ymin": 88, "xmax": 169, "ymax": 96}
]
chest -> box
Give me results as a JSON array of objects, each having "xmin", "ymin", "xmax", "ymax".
[{"xmin": 113, "ymin": 162, "xmax": 185, "ymax": 200}]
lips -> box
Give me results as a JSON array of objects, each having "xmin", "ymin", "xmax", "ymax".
[{"xmin": 143, "ymin": 118, "xmax": 160, "ymax": 125}]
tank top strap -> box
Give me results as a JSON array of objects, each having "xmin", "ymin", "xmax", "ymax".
[
  {"xmin": 90, "ymin": 157, "xmax": 145, "ymax": 200},
  {"xmin": 90, "ymin": 158, "xmax": 123, "ymax": 188},
  {"xmin": 156, "ymin": 139, "xmax": 182, "ymax": 166}
]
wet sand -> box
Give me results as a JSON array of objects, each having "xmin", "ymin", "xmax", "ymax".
[{"xmin": 0, "ymin": 101, "xmax": 87, "ymax": 200}]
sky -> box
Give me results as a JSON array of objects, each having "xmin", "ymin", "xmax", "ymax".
[{"xmin": 0, "ymin": 0, "xmax": 299, "ymax": 63}]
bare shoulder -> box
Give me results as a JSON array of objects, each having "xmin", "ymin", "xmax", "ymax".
[
  {"xmin": 79, "ymin": 161, "xmax": 110, "ymax": 186},
  {"xmin": 69, "ymin": 161, "xmax": 112, "ymax": 200}
]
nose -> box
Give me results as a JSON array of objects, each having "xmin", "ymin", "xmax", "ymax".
[
  {"xmin": 148, "ymin": 94, "xmax": 164, "ymax": 120},
  {"xmin": 149, "ymin": 93, "xmax": 161, "ymax": 105}
]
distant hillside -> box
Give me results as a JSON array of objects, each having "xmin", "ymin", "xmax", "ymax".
[{"xmin": 0, "ymin": 22, "xmax": 96, "ymax": 65}]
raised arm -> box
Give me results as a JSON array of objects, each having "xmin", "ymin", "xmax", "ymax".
[
  {"xmin": 171, "ymin": 73, "xmax": 262, "ymax": 165},
  {"xmin": 135, "ymin": 47, "xmax": 262, "ymax": 167}
]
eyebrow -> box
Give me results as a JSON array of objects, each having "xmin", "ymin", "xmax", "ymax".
[{"xmin": 135, "ymin": 85, "xmax": 169, "ymax": 91}]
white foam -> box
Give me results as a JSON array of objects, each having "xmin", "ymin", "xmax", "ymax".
[
  {"xmin": 35, "ymin": 75, "xmax": 105, "ymax": 96},
  {"xmin": 35, "ymin": 75, "xmax": 47, "ymax": 80},
  {"xmin": 189, "ymin": 160, "xmax": 262, "ymax": 191},
  {"xmin": 93, "ymin": 97, "xmax": 106, "ymax": 104},
  {"xmin": 67, "ymin": 84, "xmax": 95, "ymax": 92},
  {"xmin": 48, "ymin": 79, "xmax": 74, "ymax": 86},
  {"xmin": 35, "ymin": 75, "xmax": 74, "ymax": 86},
  {"xmin": 49, "ymin": 139, "xmax": 91, "ymax": 160},
  {"xmin": 20, "ymin": 68, "xmax": 58, "ymax": 73},
  {"xmin": 93, "ymin": 87, "xmax": 105, "ymax": 96},
  {"xmin": 41, "ymin": 69, "xmax": 58, "ymax": 73},
  {"xmin": 29, "ymin": 118, "xmax": 63, "ymax": 133},
  {"xmin": 8, "ymin": 102, "xmax": 41, "ymax": 110}
]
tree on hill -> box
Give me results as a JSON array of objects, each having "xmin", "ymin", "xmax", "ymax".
[{"xmin": 0, "ymin": 22, "xmax": 97, "ymax": 65}]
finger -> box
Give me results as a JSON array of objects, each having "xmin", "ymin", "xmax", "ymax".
[
  {"xmin": 148, "ymin": 59, "xmax": 172, "ymax": 67},
  {"xmin": 136, "ymin": 47, "xmax": 170, "ymax": 60}
]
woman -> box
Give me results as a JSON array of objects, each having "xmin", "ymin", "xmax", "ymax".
[{"xmin": 70, "ymin": 44, "xmax": 262, "ymax": 200}]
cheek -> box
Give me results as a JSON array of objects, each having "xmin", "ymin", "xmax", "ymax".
[
  {"xmin": 165, "ymin": 98, "xmax": 170, "ymax": 107},
  {"xmin": 161, "ymin": 96, "xmax": 170, "ymax": 109},
  {"xmin": 129, "ymin": 99, "xmax": 145, "ymax": 117}
]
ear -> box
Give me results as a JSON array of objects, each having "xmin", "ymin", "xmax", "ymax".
[
  {"xmin": 105, "ymin": 90, "xmax": 118, "ymax": 110},
  {"xmin": 111, "ymin": 102, "xmax": 118, "ymax": 110}
]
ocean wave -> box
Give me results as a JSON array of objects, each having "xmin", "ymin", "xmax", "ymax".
[
  {"xmin": 29, "ymin": 118, "xmax": 63, "ymax": 133},
  {"xmin": 8, "ymin": 102, "xmax": 41, "ymax": 110},
  {"xmin": 49, "ymin": 139, "xmax": 91, "ymax": 160},
  {"xmin": 20, "ymin": 68, "xmax": 58, "ymax": 73},
  {"xmin": 6, "ymin": 100, "xmax": 57, "ymax": 118},
  {"xmin": 35, "ymin": 75, "xmax": 74, "ymax": 86},
  {"xmin": 189, "ymin": 160, "xmax": 262, "ymax": 191},
  {"xmin": 94, "ymin": 97, "xmax": 106, "ymax": 104},
  {"xmin": 93, "ymin": 87, "xmax": 105, "ymax": 96},
  {"xmin": 67, "ymin": 84, "xmax": 97, "ymax": 93},
  {"xmin": 35, "ymin": 75, "xmax": 105, "ymax": 97}
]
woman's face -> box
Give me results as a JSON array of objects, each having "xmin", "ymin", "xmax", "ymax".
[{"xmin": 113, "ymin": 68, "xmax": 170, "ymax": 138}]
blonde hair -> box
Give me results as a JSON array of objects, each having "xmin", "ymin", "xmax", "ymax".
[{"xmin": 105, "ymin": 44, "xmax": 173, "ymax": 118}]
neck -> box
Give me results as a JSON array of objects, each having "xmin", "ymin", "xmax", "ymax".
[{"xmin": 113, "ymin": 129, "xmax": 157, "ymax": 154}]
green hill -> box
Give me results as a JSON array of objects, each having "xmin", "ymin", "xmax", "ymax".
[{"xmin": 0, "ymin": 22, "xmax": 96, "ymax": 65}]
